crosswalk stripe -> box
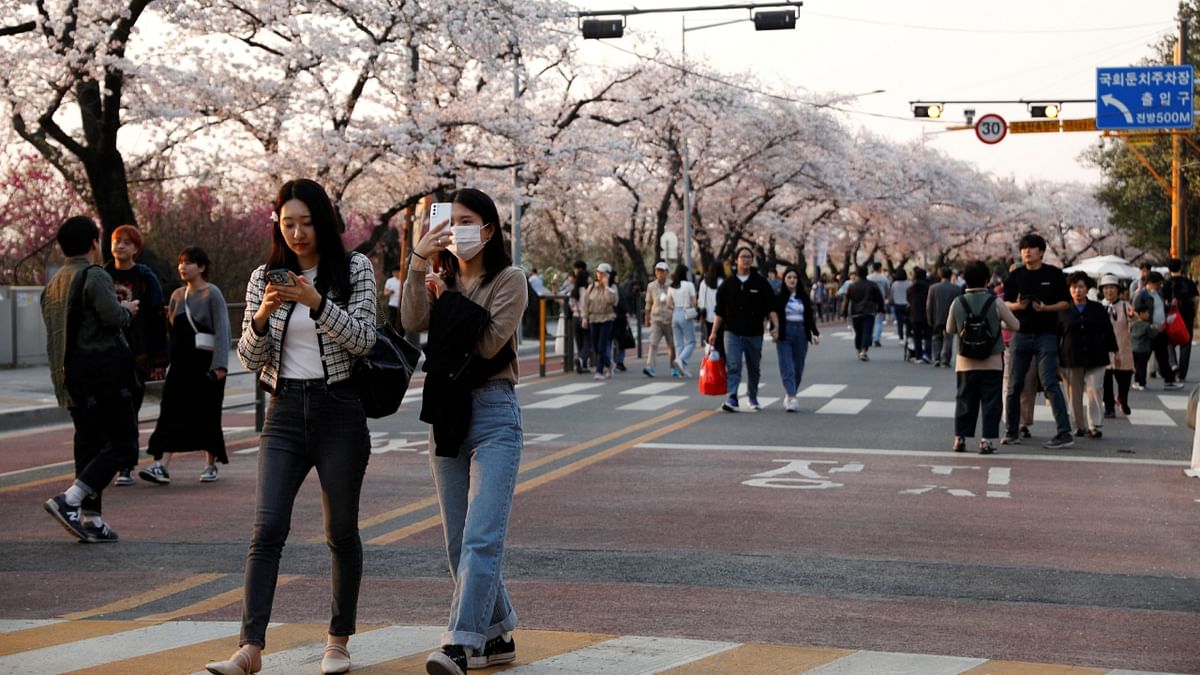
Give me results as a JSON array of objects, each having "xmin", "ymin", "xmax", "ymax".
[
  {"xmin": 370, "ymin": 629, "xmax": 617, "ymax": 673},
  {"xmin": 806, "ymin": 649, "xmax": 987, "ymax": 674},
  {"xmin": 753, "ymin": 397, "xmax": 780, "ymax": 409},
  {"xmin": 73, "ymin": 622, "xmax": 322, "ymax": 675},
  {"xmin": 659, "ymin": 643, "xmax": 854, "ymax": 673},
  {"xmin": 524, "ymin": 394, "xmax": 602, "ymax": 409},
  {"xmin": 916, "ymin": 401, "xmax": 956, "ymax": 418},
  {"xmin": 618, "ymin": 395, "xmax": 689, "ymax": 411},
  {"xmin": 1127, "ymin": 409, "xmax": 1176, "ymax": 426},
  {"xmin": 886, "ymin": 386, "xmax": 931, "ymax": 400},
  {"xmin": 1157, "ymin": 394, "xmax": 1188, "ymax": 411},
  {"xmin": 233, "ymin": 624, "xmax": 442, "ymax": 674},
  {"xmin": 0, "ymin": 620, "xmax": 131, "ymax": 657},
  {"xmin": 736, "ymin": 383, "xmax": 769, "ymax": 397},
  {"xmin": 60, "ymin": 573, "xmax": 227, "ymax": 621},
  {"xmin": 537, "ymin": 382, "xmax": 607, "ymax": 395},
  {"xmin": 960, "ymin": 659, "xmax": 1108, "ymax": 674},
  {"xmin": 797, "ymin": 384, "xmax": 847, "ymax": 398},
  {"xmin": 0, "ymin": 621, "xmax": 241, "ymax": 673},
  {"xmin": 621, "ymin": 383, "xmax": 687, "ymax": 395},
  {"xmin": 816, "ymin": 398, "xmax": 871, "ymax": 415},
  {"xmin": 504, "ymin": 635, "xmax": 738, "ymax": 673}
]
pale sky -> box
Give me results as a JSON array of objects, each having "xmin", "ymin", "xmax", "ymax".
[{"xmin": 571, "ymin": 0, "xmax": 1181, "ymax": 186}]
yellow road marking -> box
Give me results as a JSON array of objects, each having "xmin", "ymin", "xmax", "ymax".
[
  {"xmin": 367, "ymin": 409, "xmax": 714, "ymax": 545},
  {"xmin": 326, "ymin": 409, "xmax": 688, "ymax": 544},
  {"xmin": 135, "ymin": 575, "xmax": 298, "ymax": 622},
  {"xmin": 60, "ymin": 573, "xmax": 227, "ymax": 621},
  {"xmin": 0, "ymin": 620, "xmax": 143, "ymax": 657},
  {"xmin": 961, "ymin": 661, "xmax": 1108, "ymax": 674}
]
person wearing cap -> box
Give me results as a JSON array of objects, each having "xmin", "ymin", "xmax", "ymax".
[
  {"xmin": 1058, "ymin": 272, "xmax": 1117, "ymax": 439},
  {"xmin": 580, "ymin": 263, "xmax": 619, "ymax": 380},
  {"xmin": 1098, "ymin": 274, "xmax": 1135, "ymax": 417},
  {"xmin": 643, "ymin": 261, "xmax": 678, "ymax": 377}
]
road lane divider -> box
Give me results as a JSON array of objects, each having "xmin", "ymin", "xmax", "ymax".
[
  {"xmin": 366, "ymin": 409, "xmax": 714, "ymax": 545},
  {"xmin": 59, "ymin": 573, "xmax": 227, "ymax": 621}
]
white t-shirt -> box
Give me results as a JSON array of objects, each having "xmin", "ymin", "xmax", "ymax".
[
  {"xmin": 279, "ymin": 267, "xmax": 325, "ymax": 380},
  {"xmin": 384, "ymin": 276, "xmax": 401, "ymax": 308},
  {"xmin": 697, "ymin": 281, "xmax": 720, "ymax": 322},
  {"xmin": 669, "ymin": 281, "xmax": 696, "ymax": 313}
]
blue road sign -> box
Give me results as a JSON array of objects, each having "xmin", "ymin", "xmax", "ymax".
[{"xmin": 1096, "ymin": 65, "xmax": 1194, "ymax": 130}]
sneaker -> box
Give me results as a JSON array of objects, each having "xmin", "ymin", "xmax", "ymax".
[
  {"xmin": 642, "ymin": 367, "xmax": 655, "ymax": 378},
  {"xmin": 114, "ymin": 469, "xmax": 134, "ymax": 486},
  {"xmin": 426, "ymin": 645, "xmax": 468, "ymax": 675},
  {"xmin": 467, "ymin": 634, "xmax": 516, "ymax": 669},
  {"xmin": 593, "ymin": 372, "xmax": 605, "ymax": 381},
  {"xmin": 1164, "ymin": 382, "xmax": 1184, "ymax": 390},
  {"xmin": 978, "ymin": 439, "xmax": 996, "ymax": 455},
  {"xmin": 615, "ymin": 363, "xmax": 627, "ymax": 372},
  {"xmin": 1087, "ymin": 428, "xmax": 1103, "ymax": 439},
  {"xmin": 1075, "ymin": 428, "xmax": 1087, "ymax": 437},
  {"xmin": 748, "ymin": 398, "xmax": 762, "ymax": 411},
  {"xmin": 952, "ymin": 436, "xmax": 966, "ymax": 453},
  {"xmin": 574, "ymin": 357, "xmax": 584, "ymax": 374},
  {"xmin": 1132, "ymin": 383, "xmax": 1146, "ymax": 391},
  {"xmin": 43, "ymin": 494, "xmax": 88, "ymax": 541},
  {"xmin": 721, "ymin": 396, "xmax": 739, "ymax": 413},
  {"xmin": 670, "ymin": 367, "xmax": 683, "ymax": 377},
  {"xmin": 785, "ymin": 397, "xmax": 800, "ymax": 413},
  {"xmin": 200, "ymin": 465, "xmax": 219, "ymax": 482},
  {"xmin": 873, "ymin": 340, "xmax": 882, "ymax": 348},
  {"xmin": 80, "ymin": 520, "xmax": 119, "ymax": 543},
  {"xmin": 138, "ymin": 463, "xmax": 170, "ymax": 485},
  {"xmin": 1043, "ymin": 432, "xmax": 1075, "ymax": 449},
  {"xmin": 1019, "ymin": 425, "xmax": 1032, "ymax": 438},
  {"xmin": 919, "ymin": 356, "xmax": 932, "ymax": 364},
  {"xmin": 1000, "ymin": 434, "xmax": 1020, "ymax": 446},
  {"xmin": 933, "ymin": 360, "xmax": 943, "ymax": 368}
]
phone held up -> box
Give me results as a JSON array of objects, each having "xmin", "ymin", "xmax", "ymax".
[
  {"xmin": 266, "ymin": 268, "xmax": 295, "ymax": 286},
  {"xmin": 427, "ymin": 202, "xmax": 452, "ymax": 274}
]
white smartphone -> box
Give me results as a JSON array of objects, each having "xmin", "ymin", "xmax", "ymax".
[{"xmin": 430, "ymin": 202, "xmax": 452, "ymax": 233}]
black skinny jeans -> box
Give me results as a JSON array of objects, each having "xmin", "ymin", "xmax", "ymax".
[{"xmin": 240, "ymin": 378, "xmax": 371, "ymax": 648}]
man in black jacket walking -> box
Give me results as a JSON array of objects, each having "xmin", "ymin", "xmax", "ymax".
[
  {"xmin": 843, "ymin": 265, "xmax": 885, "ymax": 362},
  {"xmin": 708, "ymin": 247, "xmax": 777, "ymax": 412}
]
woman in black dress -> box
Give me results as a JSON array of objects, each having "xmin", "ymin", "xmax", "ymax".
[{"xmin": 142, "ymin": 246, "xmax": 230, "ymax": 484}]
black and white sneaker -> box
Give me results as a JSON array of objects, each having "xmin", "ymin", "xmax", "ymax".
[
  {"xmin": 1043, "ymin": 432, "xmax": 1075, "ymax": 449},
  {"xmin": 978, "ymin": 439, "xmax": 997, "ymax": 455},
  {"xmin": 1000, "ymin": 434, "xmax": 1020, "ymax": 446},
  {"xmin": 80, "ymin": 520, "xmax": 119, "ymax": 543},
  {"xmin": 138, "ymin": 464, "xmax": 170, "ymax": 485},
  {"xmin": 426, "ymin": 645, "xmax": 467, "ymax": 675},
  {"xmin": 114, "ymin": 469, "xmax": 134, "ymax": 486},
  {"xmin": 43, "ymin": 494, "xmax": 89, "ymax": 541},
  {"xmin": 467, "ymin": 635, "xmax": 515, "ymax": 669}
]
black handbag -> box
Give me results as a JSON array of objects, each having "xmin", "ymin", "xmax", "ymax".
[{"xmin": 351, "ymin": 323, "xmax": 421, "ymax": 418}]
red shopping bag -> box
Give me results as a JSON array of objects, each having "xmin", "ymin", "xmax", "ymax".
[
  {"xmin": 1166, "ymin": 307, "xmax": 1191, "ymax": 346},
  {"xmin": 698, "ymin": 348, "xmax": 727, "ymax": 396}
]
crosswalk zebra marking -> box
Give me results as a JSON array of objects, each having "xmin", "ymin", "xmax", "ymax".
[
  {"xmin": 797, "ymin": 384, "xmax": 847, "ymax": 398},
  {"xmin": 504, "ymin": 635, "xmax": 738, "ymax": 673},
  {"xmin": 0, "ymin": 620, "xmax": 61, "ymax": 635},
  {"xmin": 805, "ymin": 649, "xmax": 987, "ymax": 674},
  {"xmin": 815, "ymin": 399, "xmax": 871, "ymax": 415},
  {"xmin": 538, "ymin": 383, "xmax": 608, "ymax": 395},
  {"xmin": 916, "ymin": 402, "xmax": 956, "ymax": 418},
  {"xmin": 886, "ymin": 386, "xmax": 931, "ymax": 400},
  {"xmin": 1127, "ymin": 409, "xmax": 1176, "ymax": 426},
  {"xmin": 221, "ymin": 625, "xmax": 442, "ymax": 675},
  {"xmin": 1158, "ymin": 394, "xmax": 1189, "ymax": 411},
  {"xmin": 618, "ymin": 395, "xmax": 690, "ymax": 411},
  {"xmin": 0, "ymin": 621, "xmax": 242, "ymax": 673},
  {"xmin": 621, "ymin": 382, "xmax": 687, "ymax": 395},
  {"xmin": 524, "ymin": 395, "xmax": 602, "ymax": 409}
]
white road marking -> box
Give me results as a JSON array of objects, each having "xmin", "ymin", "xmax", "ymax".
[
  {"xmin": 523, "ymin": 394, "xmax": 601, "ymax": 409},
  {"xmin": 736, "ymin": 383, "xmax": 769, "ymax": 397},
  {"xmin": 1158, "ymin": 394, "xmax": 1189, "ymax": 411},
  {"xmin": 537, "ymin": 383, "xmax": 608, "ymax": 395},
  {"xmin": 1127, "ymin": 409, "xmax": 1177, "ymax": 426},
  {"xmin": 637, "ymin": 442, "xmax": 1190, "ymax": 466},
  {"xmin": 808, "ymin": 650, "xmax": 986, "ymax": 674},
  {"xmin": 886, "ymin": 386, "xmax": 931, "ymax": 400},
  {"xmin": 504, "ymin": 635, "xmax": 737, "ymax": 674},
  {"xmin": 0, "ymin": 619, "xmax": 63, "ymax": 634},
  {"xmin": 916, "ymin": 401, "xmax": 956, "ymax": 418},
  {"xmin": 242, "ymin": 625, "xmax": 441, "ymax": 674},
  {"xmin": 797, "ymin": 384, "xmax": 847, "ymax": 398},
  {"xmin": 816, "ymin": 398, "xmax": 871, "ymax": 415},
  {"xmin": 0, "ymin": 620, "xmax": 242, "ymax": 673},
  {"xmin": 1032, "ymin": 405, "xmax": 1054, "ymax": 423},
  {"xmin": 620, "ymin": 382, "xmax": 687, "ymax": 395},
  {"xmin": 617, "ymin": 396, "xmax": 689, "ymax": 411}
]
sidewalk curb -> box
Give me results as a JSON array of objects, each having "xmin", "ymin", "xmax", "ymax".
[{"xmin": 0, "ymin": 406, "xmax": 70, "ymax": 433}]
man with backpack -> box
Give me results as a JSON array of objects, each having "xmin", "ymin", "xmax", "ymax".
[{"xmin": 947, "ymin": 261, "xmax": 1021, "ymax": 454}]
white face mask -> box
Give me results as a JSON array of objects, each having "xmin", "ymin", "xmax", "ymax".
[{"xmin": 448, "ymin": 225, "xmax": 486, "ymax": 261}]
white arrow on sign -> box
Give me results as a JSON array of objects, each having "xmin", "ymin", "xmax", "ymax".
[{"xmin": 1100, "ymin": 94, "xmax": 1134, "ymax": 124}]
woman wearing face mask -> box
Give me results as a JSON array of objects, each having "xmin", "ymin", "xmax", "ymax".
[
  {"xmin": 143, "ymin": 246, "xmax": 229, "ymax": 485},
  {"xmin": 402, "ymin": 189, "xmax": 528, "ymax": 675},
  {"xmin": 206, "ymin": 179, "xmax": 376, "ymax": 675}
]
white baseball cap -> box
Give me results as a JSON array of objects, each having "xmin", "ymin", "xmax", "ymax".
[
  {"xmin": 597, "ymin": 263, "xmax": 613, "ymax": 274},
  {"xmin": 654, "ymin": 261, "xmax": 669, "ymax": 271}
]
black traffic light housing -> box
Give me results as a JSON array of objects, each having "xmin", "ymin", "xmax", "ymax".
[
  {"xmin": 1030, "ymin": 104, "xmax": 1060, "ymax": 119},
  {"xmin": 581, "ymin": 19, "xmax": 625, "ymax": 39},
  {"xmin": 753, "ymin": 10, "xmax": 796, "ymax": 31}
]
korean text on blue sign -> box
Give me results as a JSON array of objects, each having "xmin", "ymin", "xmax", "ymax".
[{"xmin": 1096, "ymin": 65, "xmax": 1195, "ymax": 130}]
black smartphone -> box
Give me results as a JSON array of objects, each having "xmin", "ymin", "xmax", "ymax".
[{"xmin": 266, "ymin": 268, "xmax": 294, "ymax": 286}]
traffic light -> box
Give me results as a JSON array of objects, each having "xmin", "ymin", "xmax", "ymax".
[
  {"xmin": 913, "ymin": 104, "xmax": 943, "ymax": 119},
  {"xmin": 753, "ymin": 10, "xmax": 797, "ymax": 31},
  {"xmin": 1030, "ymin": 104, "xmax": 1060, "ymax": 119},
  {"xmin": 581, "ymin": 19, "xmax": 624, "ymax": 39}
]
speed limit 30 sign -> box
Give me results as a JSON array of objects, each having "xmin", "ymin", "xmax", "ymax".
[{"xmin": 975, "ymin": 113, "xmax": 1007, "ymax": 144}]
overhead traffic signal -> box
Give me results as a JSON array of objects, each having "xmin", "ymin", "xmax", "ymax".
[
  {"xmin": 752, "ymin": 10, "xmax": 797, "ymax": 31},
  {"xmin": 912, "ymin": 104, "xmax": 943, "ymax": 119},
  {"xmin": 1030, "ymin": 104, "xmax": 1060, "ymax": 119},
  {"xmin": 581, "ymin": 19, "xmax": 624, "ymax": 39}
]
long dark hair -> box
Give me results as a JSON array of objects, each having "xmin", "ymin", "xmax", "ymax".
[
  {"xmin": 269, "ymin": 179, "xmax": 350, "ymax": 300},
  {"xmin": 671, "ymin": 263, "xmax": 688, "ymax": 289},
  {"xmin": 781, "ymin": 266, "xmax": 809, "ymax": 300},
  {"xmin": 438, "ymin": 188, "xmax": 511, "ymax": 288},
  {"xmin": 703, "ymin": 262, "xmax": 723, "ymax": 289}
]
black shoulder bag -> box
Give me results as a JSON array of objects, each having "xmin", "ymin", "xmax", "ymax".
[{"xmin": 351, "ymin": 323, "xmax": 422, "ymax": 418}]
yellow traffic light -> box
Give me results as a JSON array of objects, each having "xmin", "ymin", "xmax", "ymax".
[
  {"xmin": 1030, "ymin": 104, "xmax": 1060, "ymax": 119},
  {"xmin": 913, "ymin": 104, "xmax": 943, "ymax": 119}
]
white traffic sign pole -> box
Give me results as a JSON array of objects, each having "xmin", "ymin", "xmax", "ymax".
[{"xmin": 975, "ymin": 113, "xmax": 1008, "ymax": 144}]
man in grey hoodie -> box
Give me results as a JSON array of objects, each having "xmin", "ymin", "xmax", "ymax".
[{"xmin": 927, "ymin": 267, "xmax": 963, "ymax": 367}]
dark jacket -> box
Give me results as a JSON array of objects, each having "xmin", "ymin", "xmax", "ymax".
[
  {"xmin": 770, "ymin": 289, "xmax": 819, "ymax": 343},
  {"xmin": 843, "ymin": 278, "xmax": 884, "ymax": 317},
  {"xmin": 420, "ymin": 291, "xmax": 515, "ymax": 456},
  {"xmin": 926, "ymin": 280, "xmax": 963, "ymax": 328},
  {"xmin": 1059, "ymin": 300, "xmax": 1118, "ymax": 369},
  {"xmin": 907, "ymin": 280, "xmax": 931, "ymax": 324},
  {"xmin": 714, "ymin": 270, "xmax": 775, "ymax": 336},
  {"xmin": 104, "ymin": 261, "xmax": 168, "ymax": 376}
]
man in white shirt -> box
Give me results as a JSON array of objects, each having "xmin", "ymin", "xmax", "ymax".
[
  {"xmin": 384, "ymin": 265, "xmax": 402, "ymax": 329},
  {"xmin": 866, "ymin": 262, "xmax": 890, "ymax": 347}
]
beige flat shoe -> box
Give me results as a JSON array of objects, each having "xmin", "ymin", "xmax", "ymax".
[
  {"xmin": 205, "ymin": 647, "xmax": 260, "ymax": 675},
  {"xmin": 321, "ymin": 642, "xmax": 351, "ymax": 674}
]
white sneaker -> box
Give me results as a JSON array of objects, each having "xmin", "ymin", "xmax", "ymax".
[{"xmin": 785, "ymin": 397, "xmax": 800, "ymax": 413}]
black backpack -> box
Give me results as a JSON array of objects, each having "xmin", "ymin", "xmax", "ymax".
[{"xmin": 957, "ymin": 294, "xmax": 997, "ymax": 360}]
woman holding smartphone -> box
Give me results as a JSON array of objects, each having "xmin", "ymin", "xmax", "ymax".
[
  {"xmin": 402, "ymin": 189, "xmax": 528, "ymax": 675},
  {"xmin": 206, "ymin": 179, "xmax": 376, "ymax": 675}
]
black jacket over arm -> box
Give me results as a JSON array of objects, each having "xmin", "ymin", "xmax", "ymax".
[{"xmin": 420, "ymin": 291, "xmax": 515, "ymax": 456}]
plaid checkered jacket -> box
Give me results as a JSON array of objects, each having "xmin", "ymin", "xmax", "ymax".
[{"xmin": 237, "ymin": 252, "xmax": 377, "ymax": 392}]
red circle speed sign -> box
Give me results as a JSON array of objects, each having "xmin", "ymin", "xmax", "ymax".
[{"xmin": 975, "ymin": 114, "xmax": 1007, "ymax": 144}]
